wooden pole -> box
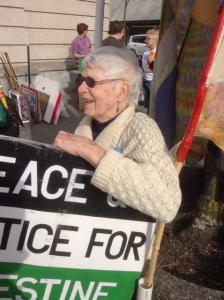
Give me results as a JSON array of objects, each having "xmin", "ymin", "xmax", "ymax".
[
  {"xmin": 3, "ymin": 52, "xmax": 20, "ymax": 91},
  {"xmin": 27, "ymin": 46, "xmax": 31, "ymax": 88},
  {"xmin": 143, "ymin": 222, "xmax": 165, "ymax": 288},
  {"xmin": 142, "ymin": 160, "xmax": 184, "ymax": 288},
  {"xmin": 0, "ymin": 54, "xmax": 15, "ymax": 89}
]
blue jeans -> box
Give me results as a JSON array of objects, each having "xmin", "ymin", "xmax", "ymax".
[{"xmin": 143, "ymin": 80, "xmax": 151, "ymax": 113}]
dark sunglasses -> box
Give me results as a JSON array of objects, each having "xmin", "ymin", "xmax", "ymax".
[{"xmin": 76, "ymin": 75, "xmax": 123, "ymax": 88}]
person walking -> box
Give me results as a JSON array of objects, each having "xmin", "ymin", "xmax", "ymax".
[
  {"xmin": 101, "ymin": 21, "xmax": 125, "ymax": 48},
  {"xmin": 71, "ymin": 23, "xmax": 91, "ymax": 74},
  {"xmin": 142, "ymin": 29, "xmax": 159, "ymax": 114}
]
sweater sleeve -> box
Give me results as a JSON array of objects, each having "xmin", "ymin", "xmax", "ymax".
[{"xmin": 91, "ymin": 116, "xmax": 181, "ymax": 223}]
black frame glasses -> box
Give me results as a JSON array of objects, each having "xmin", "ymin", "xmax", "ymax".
[{"xmin": 76, "ymin": 75, "xmax": 123, "ymax": 88}]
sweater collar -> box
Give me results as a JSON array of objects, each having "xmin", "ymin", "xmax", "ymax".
[{"xmin": 75, "ymin": 105, "xmax": 135, "ymax": 150}]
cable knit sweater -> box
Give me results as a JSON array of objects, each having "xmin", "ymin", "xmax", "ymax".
[{"xmin": 75, "ymin": 105, "xmax": 181, "ymax": 223}]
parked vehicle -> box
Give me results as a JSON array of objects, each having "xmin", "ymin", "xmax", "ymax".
[{"xmin": 127, "ymin": 34, "xmax": 148, "ymax": 57}]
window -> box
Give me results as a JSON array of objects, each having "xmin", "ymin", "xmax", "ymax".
[{"xmin": 132, "ymin": 36, "xmax": 146, "ymax": 43}]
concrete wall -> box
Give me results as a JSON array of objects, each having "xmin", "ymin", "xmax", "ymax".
[
  {"xmin": 0, "ymin": 0, "xmax": 109, "ymax": 90},
  {"xmin": 110, "ymin": 0, "xmax": 162, "ymax": 21}
]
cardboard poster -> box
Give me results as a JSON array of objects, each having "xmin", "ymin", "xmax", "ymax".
[
  {"xmin": 8, "ymin": 90, "xmax": 23, "ymax": 121},
  {"xmin": 8, "ymin": 90, "xmax": 31, "ymax": 122},
  {"xmin": 0, "ymin": 136, "xmax": 155, "ymax": 299},
  {"xmin": 34, "ymin": 76, "xmax": 61, "ymax": 123},
  {"xmin": 21, "ymin": 85, "xmax": 40, "ymax": 121}
]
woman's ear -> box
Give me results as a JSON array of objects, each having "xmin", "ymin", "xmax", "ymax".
[{"xmin": 116, "ymin": 81, "xmax": 129, "ymax": 103}]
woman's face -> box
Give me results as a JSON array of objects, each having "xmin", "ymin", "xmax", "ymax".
[
  {"xmin": 78, "ymin": 66, "xmax": 124, "ymax": 122},
  {"xmin": 83, "ymin": 29, "xmax": 88, "ymax": 36},
  {"xmin": 146, "ymin": 35, "xmax": 156, "ymax": 50}
]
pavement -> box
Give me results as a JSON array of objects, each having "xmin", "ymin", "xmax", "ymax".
[
  {"xmin": 153, "ymin": 267, "xmax": 224, "ymax": 300},
  {"xmin": 19, "ymin": 92, "xmax": 83, "ymax": 144}
]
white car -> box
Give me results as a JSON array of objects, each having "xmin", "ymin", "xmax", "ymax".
[{"xmin": 127, "ymin": 34, "xmax": 148, "ymax": 57}]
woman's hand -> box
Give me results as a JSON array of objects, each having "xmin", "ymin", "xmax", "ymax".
[{"xmin": 54, "ymin": 131, "xmax": 105, "ymax": 167}]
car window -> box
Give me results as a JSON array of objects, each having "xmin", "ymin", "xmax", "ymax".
[{"xmin": 132, "ymin": 36, "xmax": 146, "ymax": 43}]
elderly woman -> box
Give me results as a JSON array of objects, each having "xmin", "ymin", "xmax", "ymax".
[{"xmin": 54, "ymin": 46, "xmax": 181, "ymax": 223}]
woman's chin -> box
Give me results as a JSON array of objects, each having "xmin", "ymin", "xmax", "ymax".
[{"xmin": 83, "ymin": 107, "xmax": 95, "ymax": 117}]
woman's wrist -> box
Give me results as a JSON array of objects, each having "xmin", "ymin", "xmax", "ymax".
[{"xmin": 80, "ymin": 142, "xmax": 105, "ymax": 167}]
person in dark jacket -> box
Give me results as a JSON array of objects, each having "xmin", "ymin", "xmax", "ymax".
[{"xmin": 102, "ymin": 21, "xmax": 125, "ymax": 48}]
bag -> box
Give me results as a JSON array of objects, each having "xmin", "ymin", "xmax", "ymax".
[
  {"xmin": 0, "ymin": 97, "xmax": 20, "ymax": 137},
  {"xmin": 78, "ymin": 58, "xmax": 84, "ymax": 74}
]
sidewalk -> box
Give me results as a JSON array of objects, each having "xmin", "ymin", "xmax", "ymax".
[{"xmin": 19, "ymin": 92, "xmax": 83, "ymax": 145}]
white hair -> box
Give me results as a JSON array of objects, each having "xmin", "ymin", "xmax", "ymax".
[{"xmin": 84, "ymin": 46, "xmax": 143, "ymax": 105}]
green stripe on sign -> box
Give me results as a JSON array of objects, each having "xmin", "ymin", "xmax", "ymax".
[{"xmin": 0, "ymin": 262, "xmax": 139, "ymax": 300}]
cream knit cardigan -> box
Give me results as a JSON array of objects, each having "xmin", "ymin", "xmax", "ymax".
[{"xmin": 75, "ymin": 105, "xmax": 181, "ymax": 223}]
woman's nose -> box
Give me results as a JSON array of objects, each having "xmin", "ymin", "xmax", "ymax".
[{"xmin": 78, "ymin": 80, "xmax": 88, "ymax": 93}]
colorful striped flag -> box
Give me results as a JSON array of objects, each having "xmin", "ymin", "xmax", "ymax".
[{"xmin": 177, "ymin": 2, "xmax": 224, "ymax": 163}]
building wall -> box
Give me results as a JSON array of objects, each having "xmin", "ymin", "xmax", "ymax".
[
  {"xmin": 110, "ymin": 0, "xmax": 162, "ymax": 21},
  {"xmin": 0, "ymin": 0, "xmax": 109, "ymax": 79}
]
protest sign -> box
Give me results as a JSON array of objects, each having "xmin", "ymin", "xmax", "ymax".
[{"xmin": 0, "ymin": 135, "xmax": 155, "ymax": 300}]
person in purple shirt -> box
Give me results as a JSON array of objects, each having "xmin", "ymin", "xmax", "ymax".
[{"xmin": 71, "ymin": 23, "xmax": 91, "ymax": 73}]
